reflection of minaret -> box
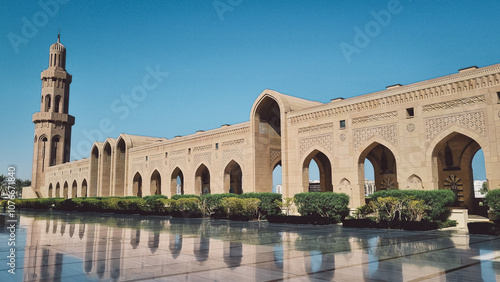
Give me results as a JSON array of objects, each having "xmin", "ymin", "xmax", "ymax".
[
  {"xmin": 69, "ymin": 223, "xmax": 75, "ymax": 238},
  {"xmin": 79, "ymin": 224, "xmax": 85, "ymax": 240},
  {"xmin": 31, "ymin": 33, "xmax": 75, "ymax": 194}
]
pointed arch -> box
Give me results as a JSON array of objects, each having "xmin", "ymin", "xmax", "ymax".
[
  {"xmin": 48, "ymin": 183, "xmax": 53, "ymax": 198},
  {"xmin": 50, "ymin": 135, "xmax": 62, "ymax": 166},
  {"xmin": 114, "ymin": 137, "xmax": 127, "ymax": 197},
  {"xmin": 101, "ymin": 140, "xmax": 113, "ymax": 197},
  {"xmin": 150, "ymin": 169, "xmax": 162, "ymax": 195},
  {"xmin": 89, "ymin": 143, "xmax": 101, "ymax": 197},
  {"xmin": 301, "ymin": 149, "xmax": 333, "ymax": 192},
  {"xmin": 195, "ymin": 164, "xmax": 210, "ymax": 195},
  {"xmin": 45, "ymin": 94, "xmax": 51, "ymax": 112},
  {"xmin": 63, "ymin": 181, "xmax": 69, "ymax": 199},
  {"xmin": 407, "ymin": 174, "xmax": 423, "ymax": 190},
  {"xmin": 72, "ymin": 180, "xmax": 77, "ymax": 198},
  {"xmin": 132, "ymin": 172, "xmax": 142, "ymax": 197},
  {"xmin": 171, "ymin": 167, "xmax": 184, "ymax": 196},
  {"xmin": 357, "ymin": 140, "xmax": 399, "ymax": 196},
  {"xmin": 224, "ymin": 160, "xmax": 242, "ymax": 194},
  {"xmin": 428, "ymin": 130, "xmax": 486, "ymax": 211},
  {"xmin": 81, "ymin": 179, "xmax": 88, "ymax": 197},
  {"xmin": 55, "ymin": 182, "xmax": 61, "ymax": 198}
]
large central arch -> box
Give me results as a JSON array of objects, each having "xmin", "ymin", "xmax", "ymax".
[
  {"xmin": 358, "ymin": 141, "xmax": 398, "ymax": 194},
  {"xmin": 430, "ymin": 131, "xmax": 484, "ymax": 211}
]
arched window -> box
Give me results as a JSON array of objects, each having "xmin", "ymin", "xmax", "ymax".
[{"xmin": 45, "ymin": 95, "xmax": 51, "ymax": 112}]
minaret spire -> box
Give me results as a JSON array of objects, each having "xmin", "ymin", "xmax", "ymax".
[{"xmin": 57, "ymin": 29, "xmax": 60, "ymax": 43}]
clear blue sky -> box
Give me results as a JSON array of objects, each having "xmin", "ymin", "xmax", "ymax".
[{"xmin": 1, "ymin": 0, "xmax": 496, "ymax": 181}]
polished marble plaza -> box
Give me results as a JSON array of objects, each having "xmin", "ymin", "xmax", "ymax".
[{"xmin": 0, "ymin": 210, "xmax": 499, "ymax": 281}]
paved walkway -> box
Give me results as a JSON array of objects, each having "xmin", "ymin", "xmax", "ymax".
[{"xmin": 0, "ymin": 210, "xmax": 499, "ymax": 281}]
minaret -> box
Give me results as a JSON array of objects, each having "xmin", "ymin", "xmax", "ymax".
[{"xmin": 31, "ymin": 34, "xmax": 75, "ymax": 195}]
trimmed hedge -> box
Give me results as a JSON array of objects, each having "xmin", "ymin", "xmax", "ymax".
[
  {"xmin": 14, "ymin": 198, "xmax": 64, "ymax": 209},
  {"xmin": 485, "ymin": 189, "xmax": 500, "ymax": 218},
  {"xmin": 171, "ymin": 194, "xmax": 200, "ymax": 200},
  {"xmin": 369, "ymin": 189, "xmax": 456, "ymax": 222},
  {"xmin": 220, "ymin": 197, "xmax": 260, "ymax": 220},
  {"xmin": 169, "ymin": 198, "xmax": 203, "ymax": 218},
  {"xmin": 143, "ymin": 195, "xmax": 168, "ymax": 214},
  {"xmin": 294, "ymin": 192, "xmax": 350, "ymax": 221},
  {"xmin": 200, "ymin": 193, "xmax": 238, "ymax": 217},
  {"xmin": 238, "ymin": 192, "xmax": 281, "ymax": 218}
]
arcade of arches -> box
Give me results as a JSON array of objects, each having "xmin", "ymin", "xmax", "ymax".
[{"xmin": 27, "ymin": 37, "xmax": 500, "ymax": 215}]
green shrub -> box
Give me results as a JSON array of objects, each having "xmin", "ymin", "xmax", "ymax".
[
  {"xmin": 485, "ymin": 189, "xmax": 500, "ymax": 217},
  {"xmin": 161, "ymin": 199, "xmax": 176, "ymax": 215},
  {"xmin": 241, "ymin": 198, "xmax": 261, "ymax": 219},
  {"xmin": 168, "ymin": 198, "xmax": 202, "ymax": 217},
  {"xmin": 275, "ymin": 197, "xmax": 295, "ymax": 216},
  {"xmin": 171, "ymin": 194, "xmax": 200, "ymax": 200},
  {"xmin": 143, "ymin": 195, "xmax": 168, "ymax": 213},
  {"xmin": 220, "ymin": 197, "xmax": 243, "ymax": 217},
  {"xmin": 15, "ymin": 198, "xmax": 60, "ymax": 209},
  {"xmin": 200, "ymin": 193, "xmax": 238, "ymax": 217},
  {"xmin": 220, "ymin": 197, "xmax": 261, "ymax": 219},
  {"xmin": 370, "ymin": 190, "xmax": 455, "ymax": 222},
  {"xmin": 294, "ymin": 192, "xmax": 350, "ymax": 221},
  {"xmin": 239, "ymin": 192, "xmax": 281, "ymax": 217},
  {"xmin": 117, "ymin": 198, "xmax": 146, "ymax": 214},
  {"xmin": 353, "ymin": 203, "xmax": 374, "ymax": 219}
]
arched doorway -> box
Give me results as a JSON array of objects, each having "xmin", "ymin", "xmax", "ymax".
[
  {"xmin": 101, "ymin": 142, "xmax": 112, "ymax": 197},
  {"xmin": 132, "ymin": 172, "xmax": 142, "ymax": 197},
  {"xmin": 150, "ymin": 170, "xmax": 161, "ymax": 195},
  {"xmin": 48, "ymin": 183, "xmax": 53, "ymax": 198},
  {"xmin": 358, "ymin": 143, "xmax": 398, "ymax": 193},
  {"xmin": 72, "ymin": 180, "xmax": 77, "ymax": 198},
  {"xmin": 115, "ymin": 138, "xmax": 126, "ymax": 196},
  {"xmin": 195, "ymin": 164, "xmax": 210, "ymax": 195},
  {"xmin": 302, "ymin": 149, "xmax": 332, "ymax": 192},
  {"xmin": 171, "ymin": 168, "xmax": 184, "ymax": 195},
  {"xmin": 431, "ymin": 132, "xmax": 484, "ymax": 212},
  {"xmin": 55, "ymin": 182, "xmax": 61, "ymax": 198},
  {"xmin": 252, "ymin": 95, "xmax": 282, "ymax": 193},
  {"xmin": 90, "ymin": 146, "xmax": 99, "ymax": 197},
  {"xmin": 63, "ymin": 181, "xmax": 69, "ymax": 199},
  {"xmin": 81, "ymin": 179, "xmax": 88, "ymax": 197},
  {"xmin": 224, "ymin": 160, "xmax": 242, "ymax": 194}
]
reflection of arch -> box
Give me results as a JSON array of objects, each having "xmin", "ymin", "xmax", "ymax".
[
  {"xmin": 302, "ymin": 149, "xmax": 333, "ymax": 192},
  {"xmin": 429, "ymin": 131, "xmax": 484, "ymax": 211},
  {"xmin": 223, "ymin": 241, "xmax": 242, "ymax": 268},
  {"xmin": 48, "ymin": 183, "xmax": 53, "ymax": 198},
  {"xmin": 90, "ymin": 144, "xmax": 101, "ymax": 197},
  {"xmin": 148, "ymin": 231, "xmax": 160, "ymax": 254},
  {"xmin": 150, "ymin": 170, "xmax": 162, "ymax": 195},
  {"xmin": 130, "ymin": 229, "xmax": 140, "ymax": 249},
  {"xmin": 406, "ymin": 174, "xmax": 423, "ymax": 189},
  {"xmin": 169, "ymin": 234, "xmax": 182, "ymax": 259},
  {"xmin": 194, "ymin": 237, "xmax": 210, "ymax": 262},
  {"xmin": 114, "ymin": 138, "xmax": 127, "ymax": 197},
  {"xmin": 101, "ymin": 141, "xmax": 113, "ymax": 197},
  {"xmin": 224, "ymin": 160, "xmax": 242, "ymax": 194},
  {"xmin": 63, "ymin": 181, "xmax": 69, "ymax": 199},
  {"xmin": 358, "ymin": 141, "xmax": 398, "ymax": 194},
  {"xmin": 81, "ymin": 179, "xmax": 88, "ymax": 197},
  {"xmin": 72, "ymin": 180, "xmax": 77, "ymax": 198},
  {"xmin": 195, "ymin": 164, "xmax": 210, "ymax": 195},
  {"xmin": 132, "ymin": 172, "xmax": 142, "ymax": 197},
  {"xmin": 171, "ymin": 167, "xmax": 184, "ymax": 196},
  {"xmin": 55, "ymin": 182, "xmax": 61, "ymax": 198},
  {"xmin": 304, "ymin": 251, "xmax": 335, "ymax": 279}
]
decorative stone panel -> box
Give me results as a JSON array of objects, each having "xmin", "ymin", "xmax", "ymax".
[
  {"xmin": 193, "ymin": 153, "xmax": 211, "ymax": 167},
  {"xmin": 422, "ymin": 95, "xmax": 485, "ymax": 112},
  {"xmin": 298, "ymin": 122, "xmax": 333, "ymax": 134},
  {"xmin": 299, "ymin": 134, "xmax": 333, "ymax": 156},
  {"xmin": 353, "ymin": 124, "xmax": 397, "ymax": 150},
  {"xmin": 169, "ymin": 157, "xmax": 186, "ymax": 170},
  {"xmin": 425, "ymin": 111, "xmax": 486, "ymax": 142},
  {"xmin": 270, "ymin": 148, "xmax": 281, "ymax": 166},
  {"xmin": 352, "ymin": 111, "xmax": 398, "ymax": 125},
  {"xmin": 193, "ymin": 144, "xmax": 212, "ymax": 152},
  {"xmin": 170, "ymin": 149, "xmax": 185, "ymax": 156},
  {"xmin": 222, "ymin": 149, "xmax": 243, "ymax": 164},
  {"xmin": 221, "ymin": 138, "xmax": 244, "ymax": 147}
]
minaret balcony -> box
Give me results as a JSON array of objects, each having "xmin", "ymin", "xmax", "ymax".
[{"xmin": 32, "ymin": 112, "xmax": 75, "ymax": 125}]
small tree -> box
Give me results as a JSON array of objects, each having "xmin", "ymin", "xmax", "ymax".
[
  {"xmin": 480, "ymin": 181, "xmax": 489, "ymax": 195},
  {"xmin": 275, "ymin": 197, "xmax": 295, "ymax": 215}
]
